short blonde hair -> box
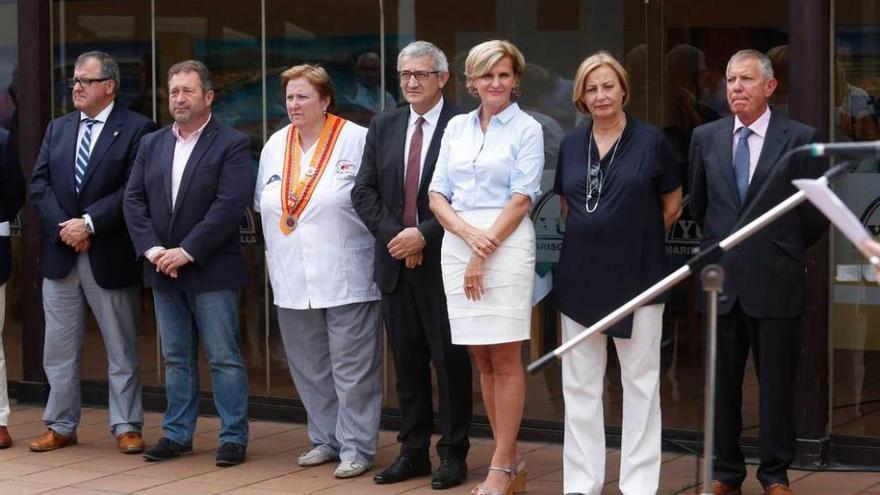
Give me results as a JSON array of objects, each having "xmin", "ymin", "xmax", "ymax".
[
  {"xmin": 464, "ymin": 40, "xmax": 526, "ymax": 96},
  {"xmin": 280, "ymin": 64, "xmax": 337, "ymax": 111},
  {"xmin": 572, "ymin": 51, "xmax": 631, "ymax": 115}
]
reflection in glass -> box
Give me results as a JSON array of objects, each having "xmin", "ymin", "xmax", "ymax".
[{"xmin": 831, "ymin": 0, "xmax": 880, "ymax": 438}]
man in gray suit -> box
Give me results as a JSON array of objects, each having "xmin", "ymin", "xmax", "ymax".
[{"xmin": 29, "ymin": 51, "xmax": 155, "ymax": 454}]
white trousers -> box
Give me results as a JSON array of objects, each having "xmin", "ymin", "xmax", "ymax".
[
  {"xmin": 561, "ymin": 304, "xmax": 664, "ymax": 495},
  {"xmin": 0, "ymin": 283, "xmax": 9, "ymax": 425}
]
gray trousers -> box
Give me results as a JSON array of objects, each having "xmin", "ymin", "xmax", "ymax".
[
  {"xmin": 41, "ymin": 253, "xmax": 143, "ymax": 437},
  {"xmin": 277, "ymin": 301, "xmax": 382, "ymax": 465}
]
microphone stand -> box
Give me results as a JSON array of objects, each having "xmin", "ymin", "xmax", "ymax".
[{"xmin": 699, "ymin": 264, "xmax": 724, "ymax": 495}]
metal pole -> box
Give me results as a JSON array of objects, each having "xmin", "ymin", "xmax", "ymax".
[{"xmin": 700, "ymin": 265, "xmax": 724, "ymax": 495}]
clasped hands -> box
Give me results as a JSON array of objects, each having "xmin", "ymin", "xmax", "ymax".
[
  {"xmin": 460, "ymin": 225, "xmax": 499, "ymax": 301},
  {"xmin": 388, "ymin": 227, "xmax": 426, "ymax": 269},
  {"xmin": 58, "ymin": 218, "xmax": 90, "ymax": 253},
  {"xmin": 149, "ymin": 248, "xmax": 191, "ymax": 278}
]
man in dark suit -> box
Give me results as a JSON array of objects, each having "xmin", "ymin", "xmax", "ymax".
[
  {"xmin": 689, "ymin": 49, "xmax": 827, "ymax": 495},
  {"xmin": 0, "ymin": 127, "xmax": 24, "ymax": 449},
  {"xmin": 29, "ymin": 51, "xmax": 154, "ymax": 454},
  {"xmin": 352, "ymin": 40, "xmax": 472, "ymax": 490},
  {"xmin": 124, "ymin": 60, "xmax": 252, "ymax": 467}
]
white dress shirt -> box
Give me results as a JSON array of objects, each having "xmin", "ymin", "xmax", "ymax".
[
  {"xmin": 255, "ymin": 119, "xmax": 381, "ymax": 310},
  {"xmin": 78, "ymin": 101, "xmax": 114, "ymax": 157},
  {"xmin": 732, "ymin": 106, "xmax": 771, "ymax": 183},
  {"xmin": 428, "ymin": 102, "xmax": 544, "ymax": 211},
  {"xmin": 78, "ymin": 101, "xmax": 115, "ymax": 233}
]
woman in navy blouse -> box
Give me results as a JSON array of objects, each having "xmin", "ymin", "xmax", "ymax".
[
  {"xmin": 429, "ymin": 40, "xmax": 543, "ymax": 495},
  {"xmin": 554, "ymin": 51, "xmax": 682, "ymax": 495}
]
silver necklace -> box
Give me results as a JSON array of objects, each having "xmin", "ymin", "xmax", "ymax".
[{"xmin": 585, "ymin": 129, "xmax": 621, "ymax": 213}]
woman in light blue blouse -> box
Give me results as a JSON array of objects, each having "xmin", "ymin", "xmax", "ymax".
[{"xmin": 429, "ymin": 40, "xmax": 543, "ymax": 495}]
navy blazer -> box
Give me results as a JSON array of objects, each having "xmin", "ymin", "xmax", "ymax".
[
  {"xmin": 123, "ymin": 118, "xmax": 253, "ymax": 291},
  {"xmin": 30, "ymin": 105, "xmax": 155, "ymax": 289},
  {"xmin": 689, "ymin": 111, "xmax": 827, "ymax": 318},
  {"xmin": 0, "ymin": 128, "xmax": 25, "ymax": 285},
  {"xmin": 351, "ymin": 101, "xmax": 460, "ymax": 294}
]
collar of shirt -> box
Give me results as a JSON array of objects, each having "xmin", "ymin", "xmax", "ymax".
[
  {"xmin": 80, "ymin": 100, "xmax": 114, "ymax": 124},
  {"xmin": 467, "ymin": 101, "xmax": 521, "ymax": 126},
  {"xmin": 733, "ymin": 106, "xmax": 771, "ymax": 138},
  {"xmin": 172, "ymin": 114, "xmax": 212, "ymax": 143},
  {"xmin": 408, "ymin": 97, "xmax": 443, "ymax": 129}
]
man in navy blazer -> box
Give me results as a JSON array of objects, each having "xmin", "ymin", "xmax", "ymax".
[
  {"xmin": 352, "ymin": 41, "xmax": 471, "ymax": 489},
  {"xmin": 0, "ymin": 127, "xmax": 24, "ymax": 448},
  {"xmin": 29, "ymin": 51, "xmax": 154, "ymax": 455},
  {"xmin": 124, "ymin": 60, "xmax": 252, "ymax": 467},
  {"xmin": 689, "ymin": 49, "xmax": 827, "ymax": 495}
]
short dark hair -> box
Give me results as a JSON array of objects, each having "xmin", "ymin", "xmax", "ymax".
[
  {"xmin": 168, "ymin": 60, "xmax": 213, "ymax": 92},
  {"xmin": 76, "ymin": 51, "xmax": 120, "ymax": 94}
]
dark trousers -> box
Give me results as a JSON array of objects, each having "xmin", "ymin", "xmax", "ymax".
[
  {"xmin": 713, "ymin": 301, "xmax": 801, "ymax": 488},
  {"xmin": 383, "ymin": 265, "xmax": 473, "ymax": 461}
]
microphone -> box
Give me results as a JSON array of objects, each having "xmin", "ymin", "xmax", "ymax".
[{"xmin": 809, "ymin": 141, "xmax": 880, "ymax": 157}]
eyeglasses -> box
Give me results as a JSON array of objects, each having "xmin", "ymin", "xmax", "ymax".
[
  {"xmin": 399, "ymin": 70, "xmax": 440, "ymax": 82},
  {"xmin": 68, "ymin": 77, "xmax": 111, "ymax": 88}
]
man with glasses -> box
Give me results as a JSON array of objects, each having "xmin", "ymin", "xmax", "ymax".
[
  {"xmin": 352, "ymin": 41, "xmax": 472, "ymax": 490},
  {"xmin": 29, "ymin": 51, "xmax": 155, "ymax": 454}
]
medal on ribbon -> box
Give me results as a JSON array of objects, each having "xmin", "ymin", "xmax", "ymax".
[{"xmin": 279, "ymin": 114, "xmax": 346, "ymax": 235}]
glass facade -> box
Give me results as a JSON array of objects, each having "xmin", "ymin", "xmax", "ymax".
[
  {"xmin": 6, "ymin": 0, "xmax": 877, "ymax": 463},
  {"xmin": 831, "ymin": 0, "xmax": 880, "ymax": 439}
]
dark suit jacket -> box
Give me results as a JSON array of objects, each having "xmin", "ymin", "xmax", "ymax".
[
  {"xmin": 123, "ymin": 118, "xmax": 253, "ymax": 292},
  {"xmin": 0, "ymin": 128, "xmax": 25, "ymax": 285},
  {"xmin": 30, "ymin": 105, "xmax": 155, "ymax": 289},
  {"xmin": 689, "ymin": 111, "xmax": 827, "ymax": 318},
  {"xmin": 351, "ymin": 101, "xmax": 461, "ymax": 294}
]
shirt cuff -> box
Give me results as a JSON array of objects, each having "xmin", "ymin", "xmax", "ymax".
[
  {"xmin": 145, "ymin": 246, "xmax": 164, "ymax": 263},
  {"xmin": 180, "ymin": 247, "xmax": 195, "ymax": 263},
  {"xmin": 82, "ymin": 214, "xmax": 95, "ymax": 234}
]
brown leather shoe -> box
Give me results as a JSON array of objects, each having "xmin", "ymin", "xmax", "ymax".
[
  {"xmin": 117, "ymin": 431, "xmax": 145, "ymax": 454},
  {"xmin": 765, "ymin": 483, "xmax": 793, "ymax": 495},
  {"xmin": 0, "ymin": 426, "xmax": 12, "ymax": 448},
  {"xmin": 28, "ymin": 429, "xmax": 77, "ymax": 452},
  {"xmin": 711, "ymin": 480, "xmax": 742, "ymax": 495}
]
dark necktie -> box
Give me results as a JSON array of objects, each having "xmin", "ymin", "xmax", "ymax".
[
  {"xmin": 75, "ymin": 118, "xmax": 98, "ymax": 194},
  {"xmin": 734, "ymin": 127, "xmax": 753, "ymax": 203},
  {"xmin": 403, "ymin": 116, "xmax": 424, "ymax": 227}
]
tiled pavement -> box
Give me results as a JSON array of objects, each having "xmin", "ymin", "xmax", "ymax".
[{"xmin": 0, "ymin": 403, "xmax": 879, "ymax": 494}]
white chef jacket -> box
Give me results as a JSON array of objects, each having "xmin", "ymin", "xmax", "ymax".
[{"xmin": 255, "ymin": 119, "xmax": 380, "ymax": 309}]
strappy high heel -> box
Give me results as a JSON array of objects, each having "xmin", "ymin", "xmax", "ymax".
[{"xmin": 473, "ymin": 457, "xmax": 528, "ymax": 495}]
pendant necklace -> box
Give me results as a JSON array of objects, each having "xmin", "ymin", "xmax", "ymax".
[{"xmin": 585, "ymin": 128, "xmax": 621, "ymax": 213}]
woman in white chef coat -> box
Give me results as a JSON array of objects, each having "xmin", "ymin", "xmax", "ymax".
[{"xmin": 255, "ymin": 64, "xmax": 382, "ymax": 480}]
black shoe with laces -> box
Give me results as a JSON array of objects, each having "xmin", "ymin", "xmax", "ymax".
[
  {"xmin": 142, "ymin": 437, "xmax": 193, "ymax": 462},
  {"xmin": 215, "ymin": 442, "xmax": 247, "ymax": 467}
]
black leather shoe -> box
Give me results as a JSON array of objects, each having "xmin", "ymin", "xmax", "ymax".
[
  {"xmin": 431, "ymin": 457, "xmax": 467, "ymax": 489},
  {"xmin": 373, "ymin": 455, "xmax": 431, "ymax": 484},
  {"xmin": 215, "ymin": 442, "xmax": 247, "ymax": 467}
]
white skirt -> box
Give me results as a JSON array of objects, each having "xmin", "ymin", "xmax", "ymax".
[{"xmin": 440, "ymin": 208, "xmax": 535, "ymax": 345}]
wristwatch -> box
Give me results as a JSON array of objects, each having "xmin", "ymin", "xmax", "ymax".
[{"xmin": 82, "ymin": 216, "xmax": 94, "ymax": 234}]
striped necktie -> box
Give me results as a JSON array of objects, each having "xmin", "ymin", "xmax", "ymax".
[{"xmin": 75, "ymin": 118, "xmax": 98, "ymax": 194}]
